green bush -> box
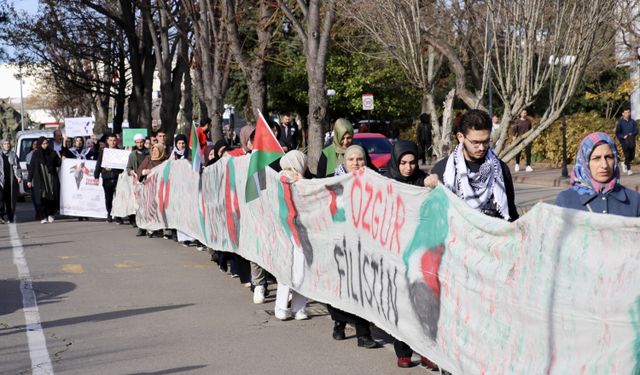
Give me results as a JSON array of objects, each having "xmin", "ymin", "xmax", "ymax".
[{"xmin": 532, "ymin": 112, "xmax": 632, "ymax": 166}]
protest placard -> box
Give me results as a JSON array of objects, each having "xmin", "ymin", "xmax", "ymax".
[
  {"xmin": 123, "ymin": 128, "xmax": 148, "ymax": 147},
  {"xmin": 64, "ymin": 117, "xmax": 94, "ymax": 137},
  {"xmin": 58, "ymin": 159, "xmax": 107, "ymax": 218},
  {"xmin": 101, "ymin": 148, "xmax": 131, "ymax": 170}
]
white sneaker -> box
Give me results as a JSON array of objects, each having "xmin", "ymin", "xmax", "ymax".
[
  {"xmin": 274, "ymin": 308, "xmax": 291, "ymax": 320},
  {"xmin": 622, "ymin": 163, "xmax": 628, "ymax": 173},
  {"xmin": 294, "ymin": 310, "xmax": 309, "ymax": 320},
  {"xmin": 514, "ymin": 164, "xmax": 520, "ymax": 172},
  {"xmin": 253, "ymin": 285, "xmax": 266, "ymax": 304},
  {"xmin": 628, "ymin": 169, "xmax": 633, "ymax": 176},
  {"xmin": 40, "ymin": 218, "xmax": 48, "ymax": 224},
  {"xmin": 243, "ymin": 282, "xmax": 252, "ymax": 288},
  {"xmin": 47, "ymin": 216, "xmax": 54, "ymax": 223},
  {"xmin": 525, "ymin": 165, "xmax": 533, "ymax": 172}
]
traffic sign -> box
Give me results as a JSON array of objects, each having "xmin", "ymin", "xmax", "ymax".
[{"xmin": 362, "ymin": 93, "xmax": 374, "ymax": 111}]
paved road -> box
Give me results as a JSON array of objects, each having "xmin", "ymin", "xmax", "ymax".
[
  {"xmin": 1, "ymin": 203, "xmax": 434, "ymax": 375},
  {"xmin": 1, "ymin": 185, "xmax": 561, "ymax": 375}
]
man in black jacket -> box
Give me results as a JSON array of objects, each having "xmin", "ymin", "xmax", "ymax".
[
  {"xmin": 278, "ymin": 114, "xmax": 299, "ymax": 151},
  {"xmin": 94, "ymin": 134, "xmax": 124, "ymax": 223},
  {"xmin": 430, "ymin": 109, "xmax": 519, "ymax": 222}
]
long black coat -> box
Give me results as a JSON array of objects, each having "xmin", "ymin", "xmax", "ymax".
[{"xmin": 28, "ymin": 149, "xmax": 61, "ymax": 206}]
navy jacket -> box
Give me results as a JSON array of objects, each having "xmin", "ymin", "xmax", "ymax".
[
  {"xmin": 555, "ymin": 185, "xmax": 640, "ymax": 217},
  {"xmin": 615, "ymin": 118, "xmax": 638, "ymax": 145}
]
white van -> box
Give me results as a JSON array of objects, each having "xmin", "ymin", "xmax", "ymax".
[{"xmin": 15, "ymin": 130, "xmax": 55, "ymax": 197}]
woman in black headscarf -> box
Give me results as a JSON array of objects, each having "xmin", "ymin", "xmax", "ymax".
[
  {"xmin": 385, "ymin": 140, "xmax": 440, "ymax": 369},
  {"xmin": 27, "ymin": 137, "xmax": 61, "ymax": 223},
  {"xmin": 384, "ymin": 140, "xmax": 431, "ymax": 186},
  {"xmin": 169, "ymin": 134, "xmax": 191, "ymax": 161}
]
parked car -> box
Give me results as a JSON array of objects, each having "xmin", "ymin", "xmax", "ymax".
[
  {"xmin": 355, "ymin": 120, "xmax": 390, "ymax": 137},
  {"xmin": 353, "ymin": 132, "xmax": 392, "ymax": 173},
  {"xmin": 15, "ymin": 130, "xmax": 55, "ymax": 197}
]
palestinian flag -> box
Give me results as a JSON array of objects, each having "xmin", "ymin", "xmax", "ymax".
[
  {"xmin": 190, "ymin": 125, "xmax": 202, "ymax": 172},
  {"xmin": 245, "ymin": 111, "xmax": 284, "ymax": 202}
]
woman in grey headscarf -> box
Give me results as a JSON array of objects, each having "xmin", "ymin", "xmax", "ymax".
[
  {"xmin": 325, "ymin": 144, "xmax": 379, "ymax": 349},
  {"xmin": 0, "ymin": 139, "xmax": 22, "ymax": 223}
]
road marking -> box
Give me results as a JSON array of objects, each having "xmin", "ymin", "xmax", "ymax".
[
  {"xmin": 60, "ymin": 264, "xmax": 84, "ymax": 274},
  {"xmin": 10, "ymin": 223, "xmax": 54, "ymax": 374},
  {"xmin": 114, "ymin": 260, "xmax": 143, "ymax": 269}
]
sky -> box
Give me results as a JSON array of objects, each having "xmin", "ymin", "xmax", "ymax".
[{"xmin": 12, "ymin": 0, "xmax": 39, "ymax": 15}]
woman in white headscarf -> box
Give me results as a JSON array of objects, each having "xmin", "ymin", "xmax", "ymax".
[
  {"xmin": 334, "ymin": 144, "xmax": 367, "ymax": 176},
  {"xmin": 274, "ymin": 150, "xmax": 310, "ymax": 320}
]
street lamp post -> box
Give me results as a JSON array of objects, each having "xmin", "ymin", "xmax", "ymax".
[{"xmin": 549, "ymin": 55, "xmax": 576, "ymax": 178}]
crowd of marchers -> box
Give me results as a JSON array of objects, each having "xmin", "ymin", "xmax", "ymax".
[{"xmin": 0, "ymin": 109, "xmax": 638, "ymax": 372}]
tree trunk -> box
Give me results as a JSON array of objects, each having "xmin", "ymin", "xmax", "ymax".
[
  {"xmin": 277, "ymin": 0, "xmax": 336, "ymax": 173},
  {"xmin": 223, "ymin": 0, "xmax": 273, "ymax": 120},
  {"xmin": 438, "ymin": 88, "xmax": 455, "ymax": 157},
  {"xmin": 181, "ymin": 61, "xmax": 194, "ymax": 135},
  {"xmin": 307, "ymin": 73, "xmax": 328, "ymax": 174},
  {"xmin": 113, "ymin": 51, "xmax": 127, "ymax": 135},
  {"xmin": 187, "ymin": 0, "xmax": 231, "ymax": 143},
  {"xmin": 93, "ymin": 95, "xmax": 110, "ymax": 135},
  {"xmin": 245, "ymin": 70, "xmax": 266, "ymax": 121}
]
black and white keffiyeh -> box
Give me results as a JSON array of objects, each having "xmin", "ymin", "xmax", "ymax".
[{"xmin": 442, "ymin": 144, "xmax": 510, "ymax": 220}]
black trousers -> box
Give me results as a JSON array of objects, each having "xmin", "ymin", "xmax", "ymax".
[
  {"xmin": 623, "ymin": 144, "xmax": 636, "ymax": 169},
  {"xmin": 394, "ymin": 340, "xmax": 414, "ymax": 358},
  {"xmin": 235, "ymin": 255, "xmax": 252, "ymax": 284},
  {"xmin": 0, "ymin": 185, "xmax": 14, "ymax": 221},
  {"xmin": 327, "ymin": 305, "xmax": 371, "ymax": 337},
  {"xmin": 515, "ymin": 143, "xmax": 532, "ymax": 166},
  {"xmin": 102, "ymin": 179, "xmax": 117, "ymax": 217},
  {"xmin": 36, "ymin": 198, "xmax": 56, "ymax": 220},
  {"xmin": 419, "ymin": 141, "xmax": 432, "ymax": 164}
]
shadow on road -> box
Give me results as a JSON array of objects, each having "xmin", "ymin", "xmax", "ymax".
[
  {"xmin": 0, "ymin": 303, "xmax": 195, "ymax": 336},
  {"xmin": 127, "ymin": 365, "xmax": 209, "ymax": 374},
  {"xmin": 0, "ymin": 240, "xmax": 74, "ymax": 252},
  {"xmin": 0, "ymin": 279, "xmax": 77, "ymax": 316}
]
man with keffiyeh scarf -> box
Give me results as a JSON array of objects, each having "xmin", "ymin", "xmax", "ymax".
[{"xmin": 430, "ymin": 109, "xmax": 519, "ymax": 222}]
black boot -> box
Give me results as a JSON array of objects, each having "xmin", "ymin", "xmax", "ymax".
[
  {"xmin": 332, "ymin": 321, "xmax": 346, "ymax": 340},
  {"xmin": 136, "ymin": 229, "xmax": 146, "ymax": 237},
  {"xmin": 357, "ymin": 336, "xmax": 379, "ymax": 349}
]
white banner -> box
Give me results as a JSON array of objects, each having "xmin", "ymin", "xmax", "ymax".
[
  {"xmin": 111, "ymin": 173, "xmax": 138, "ymax": 218},
  {"xmin": 116, "ymin": 157, "xmax": 640, "ymax": 375},
  {"xmin": 64, "ymin": 117, "xmax": 95, "ymax": 137},
  {"xmin": 101, "ymin": 148, "xmax": 130, "ymax": 170},
  {"xmin": 59, "ymin": 159, "xmax": 107, "ymax": 218}
]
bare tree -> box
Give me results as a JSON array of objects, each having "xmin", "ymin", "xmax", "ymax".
[
  {"xmin": 616, "ymin": 0, "xmax": 640, "ymax": 63},
  {"xmin": 485, "ymin": 0, "xmax": 616, "ymax": 160},
  {"xmin": 223, "ymin": 0, "xmax": 277, "ymax": 121},
  {"xmin": 141, "ymin": 0, "xmax": 189, "ymax": 138},
  {"xmin": 340, "ymin": 0, "xmax": 456, "ymax": 157},
  {"xmin": 276, "ymin": 0, "xmax": 337, "ymax": 173},
  {"xmin": 184, "ymin": 0, "xmax": 232, "ymax": 142},
  {"xmin": 6, "ymin": 1, "xmax": 127, "ymax": 134},
  {"xmin": 81, "ymin": 0, "xmax": 156, "ymax": 131},
  {"xmin": 420, "ymin": 0, "xmax": 490, "ymax": 111}
]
